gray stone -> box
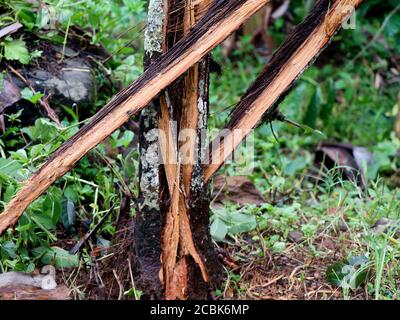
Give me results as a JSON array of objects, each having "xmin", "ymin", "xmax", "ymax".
[{"xmin": 28, "ymin": 58, "xmax": 96, "ymax": 107}]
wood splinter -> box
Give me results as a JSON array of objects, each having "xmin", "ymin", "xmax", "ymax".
[
  {"xmin": 203, "ymin": 0, "xmax": 365, "ymax": 181},
  {"xmin": 0, "ymin": 0, "xmax": 364, "ymax": 242},
  {"xmin": 0, "ymin": 0, "xmax": 270, "ymax": 235}
]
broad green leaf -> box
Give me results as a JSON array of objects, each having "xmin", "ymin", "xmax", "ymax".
[
  {"xmin": 33, "ymin": 246, "xmax": 79, "ymax": 268},
  {"xmin": 326, "ymin": 262, "xmax": 347, "ymax": 287},
  {"xmin": 16, "ymin": 6, "xmax": 36, "ymax": 29},
  {"xmin": 42, "ymin": 193, "xmax": 62, "ymax": 225},
  {"xmin": 9, "ymin": 149, "xmax": 28, "ymax": 162},
  {"xmin": 326, "ymin": 256, "xmax": 369, "ymax": 289},
  {"xmin": 3, "ymin": 184, "xmax": 16, "ymax": 203},
  {"xmin": 283, "ymin": 156, "xmax": 307, "ymax": 176},
  {"xmin": 119, "ymin": 130, "xmax": 134, "ymax": 148},
  {"xmin": 21, "ymin": 87, "xmax": 44, "ymax": 104},
  {"xmin": 217, "ymin": 210, "xmax": 257, "ymax": 235},
  {"xmin": 0, "ymin": 158, "xmax": 22, "ymax": 179},
  {"xmin": 210, "ymin": 218, "xmax": 228, "ymax": 241},
  {"xmin": 61, "ymin": 197, "xmax": 76, "ymax": 232},
  {"xmin": 29, "ymin": 144, "xmax": 45, "ymax": 158},
  {"xmin": 0, "ymin": 241, "xmax": 17, "ymax": 259},
  {"xmin": 3, "ymin": 38, "xmax": 30, "ymax": 64}
]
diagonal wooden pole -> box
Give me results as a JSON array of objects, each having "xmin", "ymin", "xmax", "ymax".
[
  {"xmin": 203, "ymin": 0, "xmax": 365, "ymax": 182},
  {"xmin": 0, "ymin": 0, "xmax": 270, "ymax": 235}
]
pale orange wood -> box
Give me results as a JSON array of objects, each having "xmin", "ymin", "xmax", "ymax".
[
  {"xmin": 165, "ymin": 258, "xmax": 188, "ymax": 300},
  {"xmin": 159, "ymin": 95, "xmax": 179, "ymax": 192},
  {"xmin": 180, "ymin": 66, "xmax": 200, "ymax": 196},
  {"xmin": 159, "ymin": 96, "xmax": 180, "ymax": 273},
  {"xmin": 204, "ymin": 0, "xmax": 364, "ymax": 182},
  {"xmin": 180, "ymin": 0, "xmax": 202, "ymax": 196},
  {"xmin": 159, "ymin": 93, "xmax": 209, "ymax": 295},
  {"xmin": 160, "ymin": 0, "xmax": 213, "ymax": 299},
  {"xmin": 162, "ymin": 167, "xmax": 182, "ymax": 299},
  {"xmin": 0, "ymin": 0, "xmax": 270, "ymax": 235}
]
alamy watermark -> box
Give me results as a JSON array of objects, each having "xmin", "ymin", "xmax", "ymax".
[{"xmin": 143, "ymin": 121, "xmax": 255, "ymax": 176}]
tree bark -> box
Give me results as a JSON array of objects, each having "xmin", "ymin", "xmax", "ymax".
[
  {"xmin": 135, "ymin": 0, "xmax": 222, "ymax": 300},
  {"xmin": 133, "ymin": 0, "xmax": 165, "ymax": 299},
  {"xmin": 0, "ymin": 0, "xmax": 269, "ymax": 235},
  {"xmin": 204, "ymin": 0, "xmax": 365, "ymax": 180},
  {"xmin": 0, "ymin": 0, "xmax": 365, "ymax": 300}
]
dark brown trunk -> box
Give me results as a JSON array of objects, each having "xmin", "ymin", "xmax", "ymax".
[{"xmin": 134, "ymin": 0, "xmax": 222, "ymax": 300}]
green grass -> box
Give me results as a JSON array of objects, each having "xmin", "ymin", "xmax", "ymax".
[{"xmin": 208, "ymin": 1, "xmax": 400, "ymax": 299}]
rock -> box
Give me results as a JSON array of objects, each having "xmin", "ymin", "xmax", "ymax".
[
  {"xmin": 1, "ymin": 56, "xmax": 97, "ymax": 128},
  {"xmin": 0, "ymin": 265, "xmax": 70, "ymax": 300},
  {"xmin": 288, "ymin": 230, "xmax": 303, "ymax": 243},
  {"xmin": 26, "ymin": 58, "xmax": 96, "ymax": 107},
  {"xmin": 2, "ymin": 56, "xmax": 96, "ymax": 115},
  {"xmin": 0, "ymin": 265, "xmax": 57, "ymax": 290}
]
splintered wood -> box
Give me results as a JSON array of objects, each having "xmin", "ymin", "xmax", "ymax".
[
  {"xmin": 204, "ymin": 0, "xmax": 364, "ymax": 181},
  {"xmin": 0, "ymin": 0, "xmax": 365, "ymax": 300},
  {"xmin": 159, "ymin": 0, "xmax": 210, "ymax": 299},
  {"xmin": 0, "ymin": 0, "xmax": 270, "ymax": 235}
]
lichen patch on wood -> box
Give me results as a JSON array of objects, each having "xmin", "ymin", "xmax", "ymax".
[
  {"xmin": 144, "ymin": 0, "xmax": 165, "ymax": 56},
  {"xmin": 0, "ymin": 1, "xmax": 271, "ymax": 236}
]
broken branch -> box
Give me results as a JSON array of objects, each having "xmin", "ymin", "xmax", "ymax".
[
  {"xmin": 204, "ymin": 0, "xmax": 365, "ymax": 181},
  {"xmin": 0, "ymin": 22, "xmax": 22, "ymax": 39},
  {"xmin": 0, "ymin": 0, "xmax": 270, "ymax": 234}
]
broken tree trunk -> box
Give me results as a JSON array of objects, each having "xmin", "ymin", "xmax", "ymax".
[
  {"xmin": 135, "ymin": 0, "xmax": 222, "ymax": 300},
  {"xmin": 0, "ymin": 0, "xmax": 269, "ymax": 235},
  {"xmin": 161, "ymin": 0, "xmax": 222, "ymax": 300},
  {"xmin": 203, "ymin": 0, "xmax": 365, "ymax": 181}
]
